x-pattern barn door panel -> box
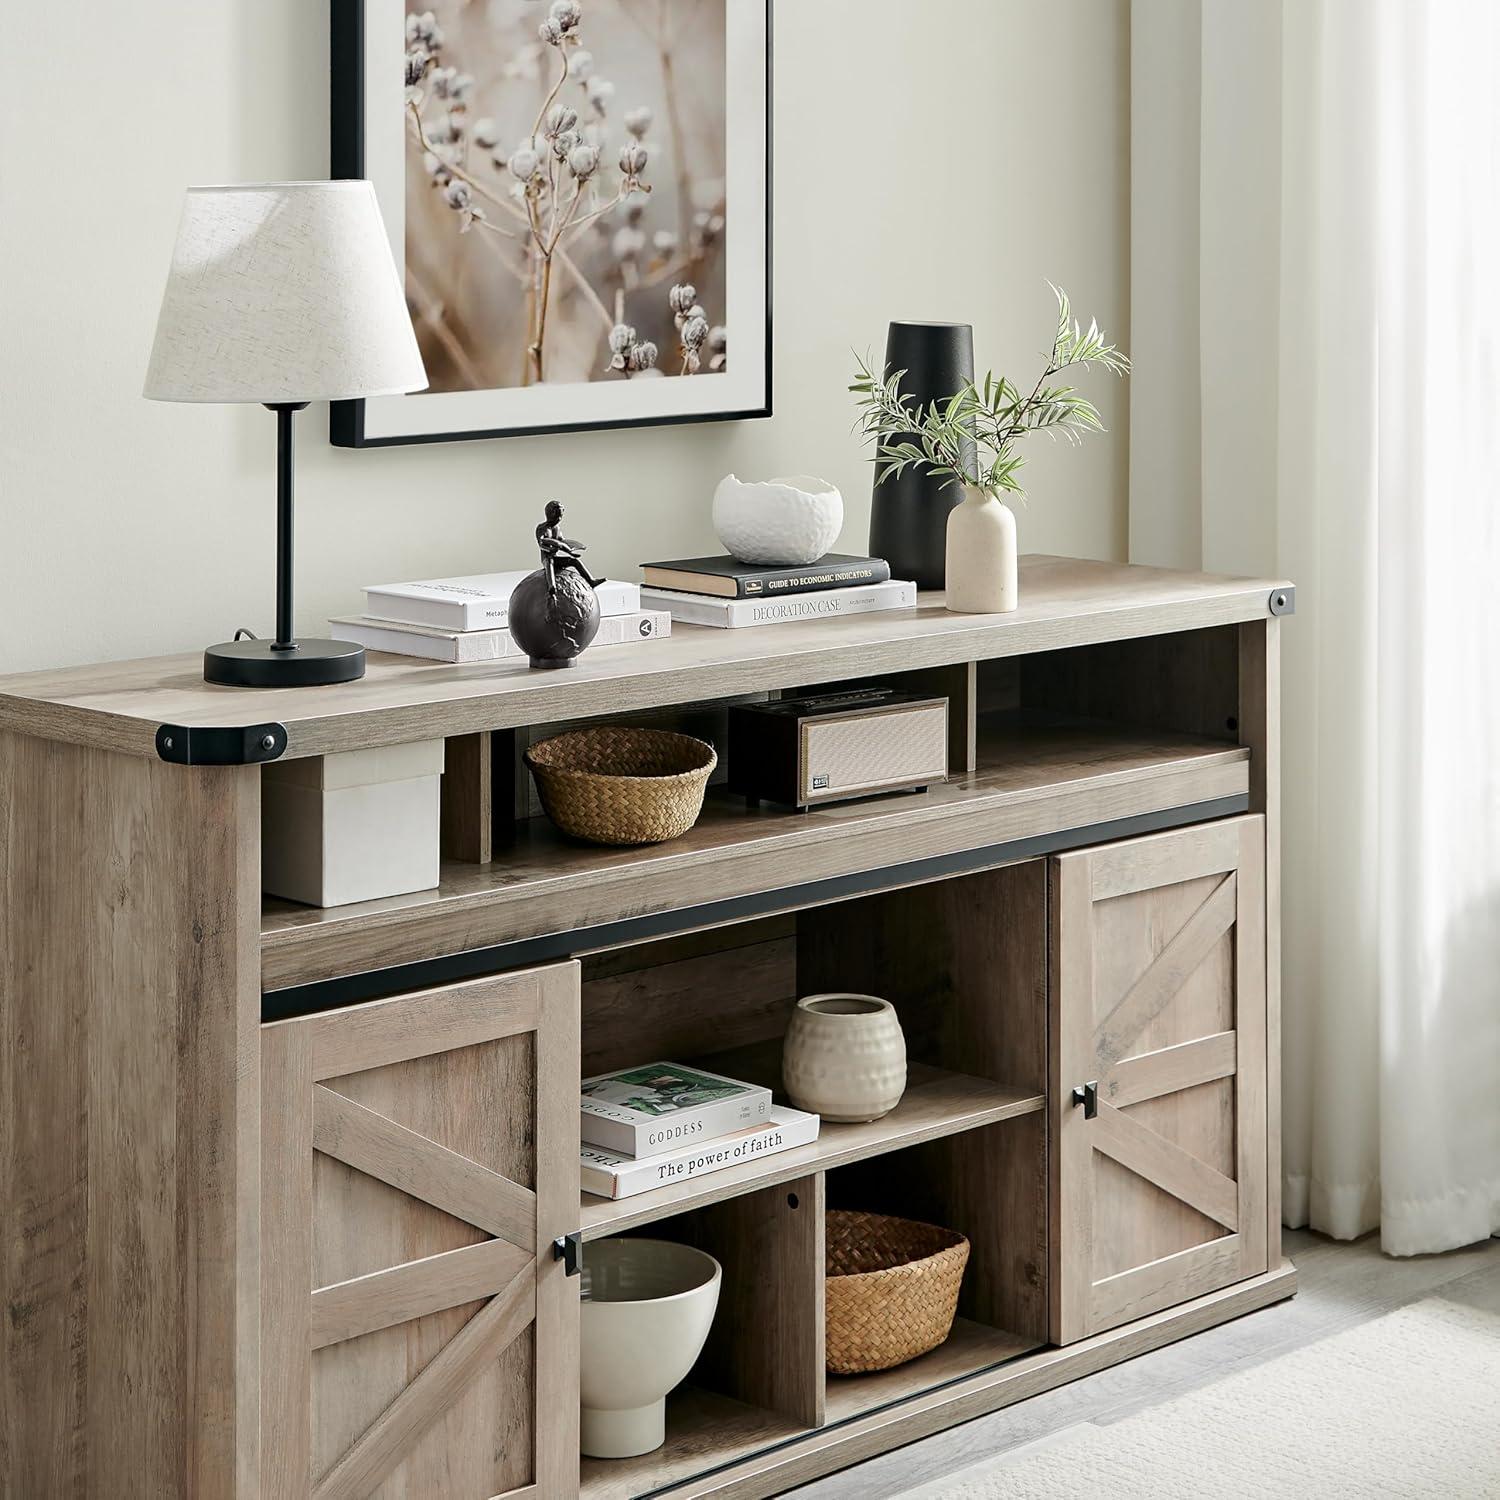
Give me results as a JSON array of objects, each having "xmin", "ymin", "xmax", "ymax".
[
  {"xmin": 261, "ymin": 964, "xmax": 580, "ymax": 1498},
  {"xmin": 1050, "ymin": 818, "xmax": 1267, "ymax": 1344}
]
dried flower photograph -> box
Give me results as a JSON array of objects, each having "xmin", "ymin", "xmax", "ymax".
[{"xmin": 332, "ymin": 0, "xmax": 770, "ymax": 446}]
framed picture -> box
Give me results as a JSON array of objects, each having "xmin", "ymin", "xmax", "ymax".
[{"xmin": 330, "ymin": 0, "xmax": 771, "ymax": 447}]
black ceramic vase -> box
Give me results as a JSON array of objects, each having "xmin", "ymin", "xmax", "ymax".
[
  {"xmin": 869, "ymin": 321, "xmax": 976, "ymax": 590},
  {"xmin": 507, "ymin": 568, "xmax": 601, "ymax": 669}
]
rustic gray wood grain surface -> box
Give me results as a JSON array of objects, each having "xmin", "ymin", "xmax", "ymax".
[{"xmin": 786, "ymin": 1228, "xmax": 1500, "ymax": 1498}]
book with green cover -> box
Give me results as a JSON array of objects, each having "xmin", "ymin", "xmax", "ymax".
[{"xmin": 580, "ymin": 1061, "xmax": 773, "ymax": 1159}]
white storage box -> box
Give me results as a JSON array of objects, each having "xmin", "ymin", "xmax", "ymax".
[{"xmin": 261, "ymin": 739, "xmax": 446, "ymax": 908}]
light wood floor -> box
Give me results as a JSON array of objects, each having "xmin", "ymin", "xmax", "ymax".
[{"xmin": 787, "ymin": 1228, "xmax": 1500, "ymax": 1498}]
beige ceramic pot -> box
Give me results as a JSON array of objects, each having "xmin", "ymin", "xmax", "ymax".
[
  {"xmin": 944, "ymin": 484, "xmax": 1018, "ymax": 613},
  {"xmin": 782, "ymin": 993, "xmax": 907, "ymax": 1123}
]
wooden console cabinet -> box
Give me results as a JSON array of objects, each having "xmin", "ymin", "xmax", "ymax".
[{"xmin": 0, "ymin": 557, "xmax": 1294, "ymax": 1498}]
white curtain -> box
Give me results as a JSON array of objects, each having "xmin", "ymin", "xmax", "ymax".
[{"xmin": 1131, "ymin": 0, "xmax": 1500, "ymax": 1255}]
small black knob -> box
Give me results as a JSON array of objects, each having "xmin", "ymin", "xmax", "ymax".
[{"xmin": 552, "ymin": 1232, "xmax": 583, "ymax": 1276}]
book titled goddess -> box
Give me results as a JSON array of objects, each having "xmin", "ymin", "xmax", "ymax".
[
  {"xmin": 580, "ymin": 1061, "xmax": 772, "ymax": 1158},
  {"xmin": 580, "ymin": 1106, "xmax": 821, "ymax": 1199}
]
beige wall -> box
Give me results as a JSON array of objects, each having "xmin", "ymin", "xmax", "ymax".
[{"xmin": 0, "ymin": 0, "xmax": 1129, "ymax": 674}]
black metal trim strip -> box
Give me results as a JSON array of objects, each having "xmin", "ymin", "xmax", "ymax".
[
  {"xmin": 157, "ymin": 722, "xmax": 287, "ymax": 765},
  {"xmin": 261, "ymin": 796, "xmax": 1249, "ymax": 1022}
]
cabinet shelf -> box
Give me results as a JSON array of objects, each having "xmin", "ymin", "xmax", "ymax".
[
  {"xmin": 579, "ymin": 1064, "xmax": 1043, "ymax": 1239},
  {"xmin": 823, "ymin": 1317, "xmax": 1041, "ymax": 1422},
  {"xmin": 578, "ymin": 1319, "xmax": 1042, "ymax": 1499},
  {"xmin": 261, "ymin": 710, "xmax": 1249, "ymax": 994},
  {"xmin": 579, "ymin": 1387, "xmax": 806, "ymax": 1500}
]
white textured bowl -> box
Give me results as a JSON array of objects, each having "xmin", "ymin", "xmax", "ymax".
[
  {"xmin": 713, "ymin": 473, "xmax": 844, "ymax": 565},
  {"xmin": 579, "ymin": 1238, "xmax": 722, "ymax": 1459},
  {"xmin": 782, "ymin": 993, "xmax": 907, "ymax": 1123}
]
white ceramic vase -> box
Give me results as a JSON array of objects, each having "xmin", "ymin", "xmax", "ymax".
[
  {"xmin": 944, "ymin": 484, "xmax": 1018, "ymax": 613},
  {"xmin": 579, "ymin": 1238, "xmax": 722, "ymax": 1459},
  {"xmin": 712, "ymin": 474, "xmax": 844, "ymax": 565},
  {"xmin": 782, "ymin": 994, "xmax": 907, "ymax": 1123}
]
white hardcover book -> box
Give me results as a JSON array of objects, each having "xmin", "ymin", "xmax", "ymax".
[
  {"xmin": 330, "ymin": 610, "xmax": 670, "ymax": 664},
  {"xmin": 592, "ymin": 608, "xmax": 672, "ymax": 648},
  {"xmin": 329, "ymin": 615, "xmax": 518, "ymax": 663},
  {"xmin": 641, "ymin": 579, "xmax": 917, "ymax": 629},
  {"xmin": 580, "ymin": 1106, "xmax": 821, "ymax": 1199},
  {"xmin": 364, "ymin": 571, "xmax": 641, "ymax": 632},
  {"xmin": 580, "ymin": 1061, "xmax": 773, "ymax": 1159}
]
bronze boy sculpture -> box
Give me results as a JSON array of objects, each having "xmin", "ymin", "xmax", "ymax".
[
  {"xmin": 536, "ymin": 500, "xmax": 605, "ymax": 596},
  {"xmin": 508, "ymin": 501, "xmax": 603, "ymax": 668}
]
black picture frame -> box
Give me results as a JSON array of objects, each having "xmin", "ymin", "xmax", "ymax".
[{"xmin": 329, "ymin": 0, "xmax": 773, "ymax": 448}]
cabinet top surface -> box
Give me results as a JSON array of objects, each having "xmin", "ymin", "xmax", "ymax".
[{"xmin": 0, "ymin": 556, "xmax": 1290, "ymax": 760}]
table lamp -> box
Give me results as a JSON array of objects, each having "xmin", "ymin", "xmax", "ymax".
[{"xmin": 144, "ymin": 181, "xmax": 427, "ymax": 686}]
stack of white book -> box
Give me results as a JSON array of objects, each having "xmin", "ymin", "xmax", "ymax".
[
  {"xmin": 331, "ymin": 572, "xmax": 670, "ymax": 663},
  {"xmin": 580, "ymin": 1061, "xmax": 820, "ymax": 1200},
  {"xmin": 639, "ymin": 553, "xmax": 916, "ymax": 630}
]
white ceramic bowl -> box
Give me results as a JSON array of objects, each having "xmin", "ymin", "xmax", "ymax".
[
  {"xmin": 579, "ymin": 1238, "xmax": 722, "ymax": 1459},
  {"xmin": 713, "ymin": 473, "xmax": 844, "ymax": 565}
]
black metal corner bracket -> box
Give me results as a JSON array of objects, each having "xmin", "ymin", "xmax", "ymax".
[
  {"xmin": 1268, "ymin": 587, "xmax": 1295, "ymax": 616},
  {"xmin": 553, "ymin": 1232, "xmax": 583, "ymax": 1277},
  {"xmin": 155, "ymin": 722, "xmax": 288, "ymax": 765}
]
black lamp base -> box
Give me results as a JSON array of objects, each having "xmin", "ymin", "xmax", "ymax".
[{"xmin": 204, "ymin": 638, "xmax": 366, "ymax": 688}]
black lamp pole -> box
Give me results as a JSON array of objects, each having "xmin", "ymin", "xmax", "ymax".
[
  {"xmin": 272, "ymin": 401, "xmax": 306, "ymax": 653},
  {"xmin": 201, "ymin": 404, "xmax": 366, "ymax": 688}
]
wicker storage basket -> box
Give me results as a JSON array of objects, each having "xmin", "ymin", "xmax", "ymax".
[
  {"xmin": 824, "ymin": 1210, "xmax": 970, "ymax": 1374},
  {"xmin": 524, "ymin": 727, "xmax": 717, "ymax": 846}
]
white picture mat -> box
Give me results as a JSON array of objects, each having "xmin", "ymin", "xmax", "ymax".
[{"xmin": 360, "ymin": 0, "xmax": 768, "ymax": 440}]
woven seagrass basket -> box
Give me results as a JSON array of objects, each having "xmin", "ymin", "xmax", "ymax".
[
  {"xmin": 524, "ymin": 727, "xmax": 716, "ymax": 846},
  {"xmin": 824, "ymin": 1210, "xmax": 970, "ymax": 1374}
]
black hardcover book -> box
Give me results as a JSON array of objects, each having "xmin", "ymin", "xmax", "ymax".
[{"xmin": 639, "ymin": 553, "xmax": 891, "ymax": 600}]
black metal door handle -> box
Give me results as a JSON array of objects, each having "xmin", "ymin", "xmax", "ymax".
[
  {"xmin": 553, "ymin": 1231, "xmax": 583, "ymax": 1276},
  {"xmin": 1071, "ymin": 1081, "xmax": 1098, "ymax": 1119}
]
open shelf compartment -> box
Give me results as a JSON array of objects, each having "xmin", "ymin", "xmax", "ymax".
[
  {"xmin": 261, "ymin": 705, "xmax": 1248, "ymax": 992},
  {"xmin": 580, "ymin": 1061, "xmax": 1041, "ymax": 1238},
  {"xmin": 577, "ymin": 865, "xmax": 1050, "ymax": 1496},
  {"xmin": 820, "ymin": 1116, "xmax": 1049, "ymax": 1422},
  {"xmin": 579, "ymin": 1115, "xmax": 1047, "ymax": 1499}
]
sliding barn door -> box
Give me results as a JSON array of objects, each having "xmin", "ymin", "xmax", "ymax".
[
  {"xmin": 260, "ymin": 963, "xmax": 580, "ymax": 1498},
  {"xmin": 1050, "ymin": 817, "xmax": 1267, "ymax": 1344}
]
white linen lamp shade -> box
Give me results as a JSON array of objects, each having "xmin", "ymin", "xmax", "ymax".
[
  {"xmin": 144, "ymin": 181, "xmax": 426, "ymax": 688},
  {"xmin": 144, "ymin": 181, "xmax": 426, "ymax": 402}
]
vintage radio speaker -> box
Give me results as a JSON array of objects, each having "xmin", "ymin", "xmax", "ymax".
[{"xmin": 728, "ymin": 689, "xmax": 949, "ymax": 809}]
